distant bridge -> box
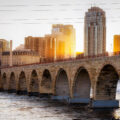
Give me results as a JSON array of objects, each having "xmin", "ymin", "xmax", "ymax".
[{"xmin": 1, "ymin": 53, "xmax": 120, "ymax": 108}]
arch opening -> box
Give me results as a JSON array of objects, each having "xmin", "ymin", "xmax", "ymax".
[
  {"xmin": 9, "ymin": 72, "xmax": 16, "ymax": 93},
  {"xmin": 96, "ymin": 64, "xmax": 119, "ymax": 100},
  {"xmin": 0, "ymin": 71, "xmax": 2, "ymax": 91},
  {"xmin": 1, "ymin": 73, "xmax": 7, "ymax": 91},
  {"xmin": 116, "ymin": 81, "xmax": 120, "ymax": 100},
  {"xmin": 29, "ymin": 70, "xmax": 39, "ymax": 96},
  {"xmin": 41, "ymin": 69, "xmax": 52, "ymax": 93},
  {"xmin": 72, "ymin": 68, "xmax": 91, "ymax": 103},
  {"xmin": 55, "ymin": 69, "xmax": 70, "ymax": 100},
  {"xmin": 17, "ymin": 71, "xmax": 27, "ymax": 95}
]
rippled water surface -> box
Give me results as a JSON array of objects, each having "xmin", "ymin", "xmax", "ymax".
[{"xmin": 0, "ymin": 92, "xmax": 120, "ymax": 120}]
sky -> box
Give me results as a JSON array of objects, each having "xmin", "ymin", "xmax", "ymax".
[{"xmin": 0, "ymin": 0, "xmax": 120, "ymax": 52}]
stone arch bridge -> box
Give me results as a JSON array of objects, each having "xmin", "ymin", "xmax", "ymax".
[{"xmin": 1, "ymin": 55, "xmax": 120, "ymax": 108}]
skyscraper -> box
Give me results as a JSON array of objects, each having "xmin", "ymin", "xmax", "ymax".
[
  {"xmin": 84, "ymin": 7, "xmax": 106, "ymax": 56},
  {"xmin": 52, "ymin": 24, "xmax": 76, "ymax": 60}
]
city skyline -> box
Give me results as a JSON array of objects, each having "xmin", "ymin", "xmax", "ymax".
[
  {"xmin": 1, "ymin": 0, "xmax": 120, "ymax": 115},
  {"xmin": 0, "ymin": 0, "xmax": 120, "ymax": 51}
]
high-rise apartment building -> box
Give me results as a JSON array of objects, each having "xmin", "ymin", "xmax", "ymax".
[
  {"xmin": 25, "ymin": 35, "xmax": 55, "ymax": 61},
  {"xmin": 52, "ymin": 24, "xmax": 76, "ymax": 60},
  {"xmin": 84, "ymin": 7, "xmax": 106, "ymax": 56},
  {"xmin": 24, "ymin": 24, "xmax": 76, "ymax": 61},
  {"xmin": 25, "ymin": 36, "xmax": 45, "ymax": 58},
  {"xmin": 113, "ymin": 35, "xmax": 120, "ymax": 52}
]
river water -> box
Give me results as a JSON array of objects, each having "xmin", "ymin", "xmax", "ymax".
[{"xmin": 0, "ymin": 92, "xmax": 120, "ymax": 120}]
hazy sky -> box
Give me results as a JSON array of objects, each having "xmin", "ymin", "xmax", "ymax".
[{"xmin": 0, "ymin": 0, "xmax": 120, "ymax": 52}]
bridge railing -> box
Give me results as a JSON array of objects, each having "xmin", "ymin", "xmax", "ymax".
[{"xmin": 1, "ymin": 51, "xmax": 120, "ymax": 69}]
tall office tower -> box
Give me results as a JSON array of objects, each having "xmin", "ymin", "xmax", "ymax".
[
  {"xmin": 52, "ymin": 24, "xmax": 76, "ymax": 60},
  {"xmin": 113, "ymin": 35, "xmax": 120, "ymax": 52},
  {"xmin": 84, "ymin": 7, "xmax": 106, "ymax": 56}
]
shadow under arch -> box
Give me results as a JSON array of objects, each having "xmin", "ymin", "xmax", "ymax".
[
  {"xmin": 1, "ymin": 73, "xmax": 7, "ymax": 91},
  {"xmin": 52, "ymin": 68, "xmax": 70, "ymax": 102},
  {"xmin": 93, "ymin": 64, "xmax": 119, "ymax": 108},
  {"xmin": 41, "ymin": 69, "xmax": 52, "ymax": 94},
  {"xmin": 29, "ymin": 70, "xmax": 39, "ymax": 96},
  {"xmin": 9, "ymin": 72, "xmax": 16, "ymax": 93},
  {"xmin": 0, "ymin": 71, "xmax": 1, "ymax": 90},
  {"xmin": 17, "ymin": 71, "xmax": 27, "ymax": 95},
  {"xmin": 71, "ymin": 67, "xmax": 91, "ymax": 103}
]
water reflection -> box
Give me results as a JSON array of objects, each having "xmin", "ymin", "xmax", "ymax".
[{"xmin": 0, "ymin": 92, "xmax": 120, "ymax": 120}]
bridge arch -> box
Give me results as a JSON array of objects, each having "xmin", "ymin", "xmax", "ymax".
[
  {"xmin": 95, "ymin": 64, "xmax": 119, "ymax": 100},
  {"xmin": 29, "ymin": 70, "xmax": 39, "ymax": 96},
  {"xmin": 17, "ymin": 71, "xmax": 27, "ymax": 95},
  {"xmin": 1, "ymin": 73, "xmax": 7, "ymax": 91},
  {"xmin": 54, "ymin": 68, "xmax": 70, "ymax": 100},
  {"xmin": 41, "ymin": 69, "xmax": 52, "ymax": 93},
  {"xmin": 9, "ymin": 72, "xmax": 16, "ymax": 93},
  {"xmin": 0, "ymin": 71, "xmax": 1, "ymax": 90},
  {"xmin": 97, "ymin": 62, "xmax": 119, "ymax": 77},
  {"xmin": 72, "ymin": 67, "xmax": 91, "ymax": 101}
]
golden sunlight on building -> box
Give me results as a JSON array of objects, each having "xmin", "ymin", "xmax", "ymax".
[
  {"xmin": 44, "ymin": 34, "xmax": 55, "ymax": 61},
  {"xmin": 0, "ymin": 39, "xmax": 10, "ymax": 52},
  {"xmin": 76, "ymin": 51, "xmax": 84, "ymax": 58},
  {"xmin": 52, "ymin": 24, "xmax": 76, "ymax": 60},
  {"xmin": 0, "ymin": 39, "xmax": 10, "ymax": 65},
  {"xmin": 76, "ymin": 51, "xmax": 83, "ymax": 55},
  {"xmin": 25, "ymin": 36, "xmax": 46, "ymax": 61},
  {"xmin": 113, "ymin": 35, "xmax": 120, "ymax": 52},
  {"xmin": 25, "ymin": 35, "xmax": 55, "ymax": 61},
  {"xmin": 24, "ymin": 24, "xmax": 76, "ymax": 61},
  {"xmin": 1, "ymin": 24, "xmax": 76, "ymax": 67}
]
